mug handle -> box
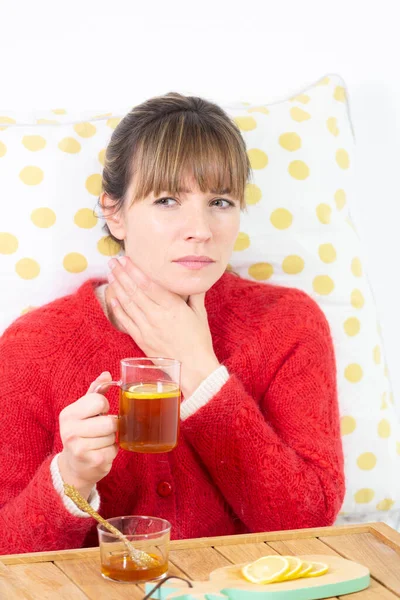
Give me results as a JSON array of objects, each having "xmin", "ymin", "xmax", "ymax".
[{"xmin": 93, "ymin": 381, "xmax": 122, "ymax": 416}]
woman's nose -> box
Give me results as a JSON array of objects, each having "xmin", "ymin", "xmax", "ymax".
[{"xmin": 182, "ymin": 210, "xmax": 212, "ymax": 241}]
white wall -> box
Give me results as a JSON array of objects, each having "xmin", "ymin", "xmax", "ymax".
[{"xmin": 1, "ymin": 0, "xmax": 399, "ymax": 404}]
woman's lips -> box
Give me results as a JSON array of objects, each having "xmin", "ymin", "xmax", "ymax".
[{"xmin": 173, "ymin": 260, "xmax": 214, "ymax": 270}]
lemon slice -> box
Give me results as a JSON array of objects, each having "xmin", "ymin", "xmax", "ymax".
[
  {"xmin": 125, "ymin": 382, "xmax": 180, "ymax": 399},
  {"xmin": 278, "ymin": 556, "xmax": 304, "ymax": 581},
  {"xmin": 302, "ymin": 561, "xmax": 329, "ymax": 578},
  {"xmin": 241, "ymin": 556, "xmax": 290, "ymax": 584},
  {"xmin": 295, "ymin": 561, "xmax": 313, "ymax": 578}
]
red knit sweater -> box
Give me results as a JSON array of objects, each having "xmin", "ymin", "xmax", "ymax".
[{"xmin": 0, "ymin": 272, "xmax": 345, "ymax": 555}]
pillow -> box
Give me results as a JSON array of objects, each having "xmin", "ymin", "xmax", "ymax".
[{"xmin": 0, "ymin": 75, "xmax": 399, "ymax": 529}]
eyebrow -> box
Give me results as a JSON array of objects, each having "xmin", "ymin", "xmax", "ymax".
[{"xmin": 177, "ymin": 187, "xmax": 231, "ymax": 194}]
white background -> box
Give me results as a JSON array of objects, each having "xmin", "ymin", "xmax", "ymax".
[{"xmin": 1, "ymin": 0, "xmax": 399, "ymax": 402}]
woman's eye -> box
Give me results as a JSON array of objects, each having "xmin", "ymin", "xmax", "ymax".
[
  {"xmin": 154, "ymin": 197, "xmax": 177, "ymax": 207},
  {"xmin": 212, "ymin": 198, "xmax": 235, "ymax": 208}
]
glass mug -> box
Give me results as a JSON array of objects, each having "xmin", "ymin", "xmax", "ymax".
[{"xmin": 94, "ymin": 358, "xmax": 181, "ymax": 453}]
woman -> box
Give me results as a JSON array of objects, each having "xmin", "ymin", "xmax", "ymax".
[{"xmin": 0, "ymin": 92, "xmax": 345, "ymax": 555}]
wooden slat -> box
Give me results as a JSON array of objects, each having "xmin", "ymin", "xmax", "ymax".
[
  {"xmin": 320, "ymin": 532, "xmax": 400, "ymax": 597},
  {"xmin": 161, "ymin": 523, "xmax": 372, "ymax": 551},
  {"xmin": 168, "ymin": 547, "xmax": 231, "ymax": 580},
  {"xmin": 369, "ymin": 522, "xmax": 400, "ymax": 555},
  {"xmin": 0, "ymin": 546, "xmax": 100, "ymax": 566},
  {"xmin": 213, "ymin": 542, "xmax": 278, "ymax": 563},
  {"xmin": 0, "ymin": 561, "xmax": 88, "ymax": 599},
  {"xmin": 55, "ymin": 557, "xmax": 143, "ymax": 600},
  {"xmin": 0, "ymin": 524, "xmax": 374, "ymax": 564}
]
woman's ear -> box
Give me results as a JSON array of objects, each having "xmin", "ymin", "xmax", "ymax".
[{"xmin": 99, "ymin": 192, "xmax": 126, "ymax": 241}]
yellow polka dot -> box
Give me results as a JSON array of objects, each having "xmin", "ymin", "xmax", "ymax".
[
  {"xmin": 279, "ymin": 133, "xmax": 302, "ymax": 152},
  {"xmin": 341, "ymin": 416, "xmax": 356, "ymax": 435},
  {"xmin": 97, "ymin": 236, "xmax": 121, "ymax": 257},
  {"xmin": 0, "ymin": 232, "xmax": 18, "ymax": 254},
  {"xmin": 357, "ymin": 452, "xmax": 377, "ymax": 470},
  {"xmin": 248, "ymin": 262, "xmax": 274, "ymax": 281},
  {"xmin": 327, "ymin": 117, "xmax": 339, "ymax": 136},
  {"xmin": 247, "ymin": 149, "xmax": 268, "ymax": 169},
  {"xmin": 318, "ymin": 77, "xmax": 330, "ymax": 86},
  {"xmin": 351, "ymin": 289, "xmax": 364, "ymax": 309},
  {"xmin": 73, "ymin": 122, "xmax": 97, "ymax": 138},
  {"xmin": 234, "ymin": 232, "xmax": 250, "ymax": 251},
  {"xmin": 52, "ymin": 108, "xmax": 67, "ymax": 115},
  {"xmin": 336, "ymin": 149, "xmax": 350, "ymax": 169},
  {"xmin": 63, "ymin": 252, "xmax": 88, "ymax": 273},
  {"xmin": 378, "ymin": 419, "xmax": 391, "ymax": 438},
  {"xmin": 74, "ymin": 208, "xmax": 98, "ymax": 229},
  {"xmin": 343, "ymin": 317, "xmax": 361, "ymax": 337},
  {"xmin": 15, "ymin": 258, "xmax": 40, "ymax": 279},
  {"xmin": 290, "ymin": 94, "xmax": 310, "ymax": 104},
  {"xmin": 290, "ymin": 107, "xmax": 311, "ymax": 122},
  {"xmin": 334, "ymin": 86, "xmax": 346, "ymax": 102},
  {"xmin": 58, "ymin": 137, "xmax": 82, "ymax": 154},
  {"xmin": 247, "ymin": 106, "xmax": 270, "ymax": 115},
  {"xmin": 0, "ymin": 141, "xmax": 6, "ymax": 157},
  {"xmin": 0, "ymin": 116, "xmax": 16, "ymax": 124},
  {"xmin": 381, "ymin": 392, "xmax": 388, "ymax": 409},
  {"xmin": 318, "ymin": 243, "xmax": 336, "ymax": 263},
  {"xmin": 86, "ymin": 174, "xmax": 102, "ymax": 196},
  {"xmin": 334, "ymin": 189, "xmax": 347, "ymax": 210},
  {"xmin": 22, "ymin": 135, "xmax": 46, "ymax": 152},
  {"xmin": 245, "ymin": 183, "xmax": 262, "ymax": 205},
  {"xmin": 20, "ymin": 306, "xmax": 37, "ymax": 315},
  {"xmin": 31, "ymin": 208, "xmax": 56, "ymax": 228},
  {"xmin": 36, "ymin": 119, "xmax": 59, "ymax": 125},
  {"xmin": 91, "ymin": 112, "xmax": 112, "ymax": 119},
  {"xmin": 233, "ymin": 116, "xmax": 257, "ymax": 131},
  {"xmin": 316, "ymin": 204, "xmax": 332, "ymax": 224},
  {"xmin": 373, "ymin": 345, "xmax": 381, "ymax": 365},
  {"xmin": 19, "ymin": 166, "xmax": 44, "ymax": 186},
  {"xmin": 225, "ymin": 264, "xmax": 233, "ymax": 272},
  {"xmin": 270, "ymin": 208, "xmax": 293, "ymax": 230},
  {"xmin": 282, "ymin": 255, "xmax": 304, "ymax": 274},
  {"xmin": 397, "ymin": 442, "xmax": 400, "ymax": 455},
  {"xmin": 351, "ymin": 257, "xmax": 363, "ymax": 277},
  {"xmin": 313, "ymin": 275, "xmax": 334, "ymax": 295},
  {"xmin": 288, "ymin": 160, "xmax": 309, "ymax": 180},
  {"xmin": 355, "ymin": 489, "xmax": 375, "ymax": 504},
  {"xmin": 345, "ymin": 364, "xmax": 363, "ymax": 383},
  {"xmin": 376, "ymin": 499, "xmax": 395, "ymax": 511},
  {"xmin": 98, "ymin": 148, "xmax": 106, "ymax": 166},
  {"xmin": 106, "ymin": 118, "xmax": 121, "ymax": 129}
]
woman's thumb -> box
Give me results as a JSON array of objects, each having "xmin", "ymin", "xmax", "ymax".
[{"xmin": 88, "ymin": 371, "xmax": 112, "ymax": 394}]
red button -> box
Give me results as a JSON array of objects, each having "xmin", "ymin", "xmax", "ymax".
[{"xmin": 157, "ymin": 481, "xmax": 172, "ymax": 497}]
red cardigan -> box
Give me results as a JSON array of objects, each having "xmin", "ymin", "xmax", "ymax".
[{"xmin": 0, "ymin": 272, "xmax": 345, "ymax": 554}]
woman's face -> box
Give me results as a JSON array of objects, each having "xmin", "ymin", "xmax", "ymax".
[{"xmin": 104, "ymin": 173, "xmax": 241, "ymax": 299}]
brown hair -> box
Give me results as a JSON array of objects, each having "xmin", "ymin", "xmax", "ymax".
[{"xmin": 98, "ymin": 91, "xmax": 253, "ymax": 251}]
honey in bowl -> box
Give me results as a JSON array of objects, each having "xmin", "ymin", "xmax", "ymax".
[
  {"xmin": 101, "ymin": 551, "xmax": 168, "ymax": 583},
  {"xmin": 119, "ymin": 382, "xmax": 180, "ymax": 453}
]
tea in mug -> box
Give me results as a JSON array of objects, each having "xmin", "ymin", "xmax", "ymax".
[{"xmin": 119, "ymin": 382, "xmax": 180, "ymax": 453}]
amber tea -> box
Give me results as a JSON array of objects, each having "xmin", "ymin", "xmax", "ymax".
[
  {"xmin": 101, "ymin": 551, "xmax": 167, "ymax": 583},
  {"xmin": 119, "ymin": 382, "xmax": 180, "ymax": 453}
]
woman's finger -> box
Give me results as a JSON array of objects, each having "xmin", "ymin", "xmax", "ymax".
[{"xmin": 110, "ymin": 296, "xmax": 142, "ymax": 341}]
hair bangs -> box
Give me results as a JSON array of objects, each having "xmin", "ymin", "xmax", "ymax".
[{"xmin": 128, "ymin": 111, "xmax": 249, "ymax": 209}]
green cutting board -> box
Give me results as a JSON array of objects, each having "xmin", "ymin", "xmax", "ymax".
[{"xmin": 144, "ymin": 554, "xmax": 370, "ymax": 599}]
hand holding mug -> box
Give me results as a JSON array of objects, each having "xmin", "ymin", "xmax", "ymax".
[{"xmin": 58, "ymin": 371, "xmax": 119, "ymax": 499}]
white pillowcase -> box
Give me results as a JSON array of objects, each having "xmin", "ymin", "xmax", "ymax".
[{"xmin": 0, "ymin": 75, "xmax": 398, "ymax": 528}]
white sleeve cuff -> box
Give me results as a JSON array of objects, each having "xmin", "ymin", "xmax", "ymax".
[
  {"xmin": 180, "ymin": 365, "xmax": 230, "ymax": 421},
  {"xmin": 50, "ymin": 453, "xmax": 100, "ymax": 518}
]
